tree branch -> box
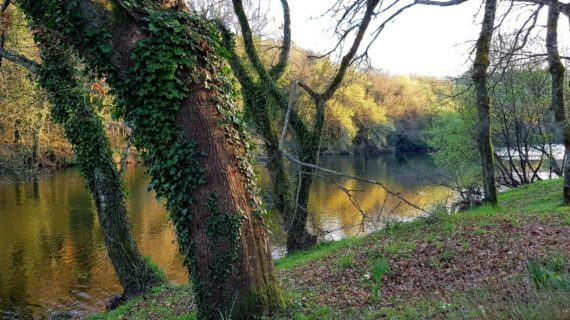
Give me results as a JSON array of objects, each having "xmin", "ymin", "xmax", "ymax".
[
  {"xmin": 0, "ymin": 0, "xmax": 12, "ymax": 67},
  {"xmin": 415, "ymin": 0, "xmax": 469, "ymax": 6},
  {"xmin": 216, "ymin": 20, "xmax": 256, "ymax": 90},
  {"xmin": 321, "ymin": 0, "xmax": 380, "ymax": 102},
  {"xmin": 0, "ymin": 47, "xmax": 41, "ymax": 72},
  {"xmin": 278, "ymin": 79, "xmax": 427, "ymax": 214},
  {"xmin": 231, "ymin": 0, "xmax": 275, "ymax": 84},
  {"xmin": 512, "ymin": 0, "xmax": 570, "ymax": 16},
  {"xmin": 268, "ymin": 0, "xmax": 291, "ymax": 79}
]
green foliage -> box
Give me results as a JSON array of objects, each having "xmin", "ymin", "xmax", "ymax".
[
  {"xmin": 370, "ymin": 257, "xmax": 389, "ymax": 303},
  {"xmin": 324, "ymin": 78, "xmax": 393, "ymax": 153},
  {"xmin": 427, "ymin": 107, "xmax": 481, "ymax": 194},
  {"xmin": 528, "ymin": 258, "xmax": 570, "ymax": 291},
  {"xmin": 335, "ymin": 252, "xmax": 355, "ymax": 269}
]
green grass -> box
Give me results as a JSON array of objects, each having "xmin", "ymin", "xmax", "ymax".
[
  {"xmin": 335, "ymin": 252, "xmax": 355, "ymax": 269},
  {"xmin": 91, "ymin": 179, "xmax": 570, "ymax": 320},
  {"xmin": 89, "ymin": 285, "xmax": 194, "ymax": 320},
  {"xmin": 275, "ymin": 236, "xmax": 365, "ymax": 270},
  {"xmin": 528, "ymin": 257, "xmax": 570, "ymax": 291},
  {"xmin": 144, "ymin": 255, "xmax": 169, "ymax": 283}
]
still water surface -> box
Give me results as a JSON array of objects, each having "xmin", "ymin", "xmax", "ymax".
[{"xmin": 0, "ymin": 154, "xmax": 450, "ymax": 318}]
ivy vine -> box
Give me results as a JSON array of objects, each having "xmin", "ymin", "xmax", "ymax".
[{"xmin": 17, "ymin": 0, "xmax": 271, "ymax": 313}]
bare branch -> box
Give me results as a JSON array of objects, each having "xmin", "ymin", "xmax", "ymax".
[
  {"xmin": 279, "ymin": 80, "xmax": 297, "ymax": 150},
  {"xmin": 415, "ymin": 0, "xmax": 469, "ymax": 6},
  {"xmin": 268, "ymin": 0, "xmax": 291, "ymax": 79},
  {"xmin": 278, "ymin": 82, "xmax": 428, "ymax": 214},
  {"xmin": 321, "ymin": 0, "xmax": 380, "ymax": 102}
]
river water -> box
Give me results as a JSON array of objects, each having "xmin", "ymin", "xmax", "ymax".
[{"xmin": 0, "ymin": 154, "xmax": 451, "ymax": 318}]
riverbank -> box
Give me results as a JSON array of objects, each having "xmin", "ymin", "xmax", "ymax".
[{"xmin": 92, "ymin": 179, "xmax": 569, "ymax": 319}]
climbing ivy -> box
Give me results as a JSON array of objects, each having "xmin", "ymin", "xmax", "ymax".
[
  {"xmin": 26, "ymin": 24, "xmax": 166, "ymax": 295},
  {"xmin": 115, "ymin": 12, "xmax": 267, "ymax": 314},
  {"xmin": 16, "ymin": 0, "xmax": 271, "ymax": 313}
]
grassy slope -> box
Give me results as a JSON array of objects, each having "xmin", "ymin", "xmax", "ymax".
[{"xmin": 91, "ymin": 179, "xmax": 570, "ymax": 320}]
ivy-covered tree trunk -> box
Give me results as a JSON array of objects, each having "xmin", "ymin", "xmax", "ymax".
[
  {"xmin": 471, "ymin": 0, "xmax": 498, "ymax": 205},
  {"xmin": 218, "ymin": 25, "xmax": 315, "ymax": 252},
  {"xmin": 546, "ymin": 0, "xmax": 570, "ymax": 204},
  {"xmin": 245, "ymin": 88, "xmax": 296, "ymax": 232},
  {"xmin": 31, "ymin": 33, "xmax": 165, "ymax": 298},
  {"xmin": 16, "ymin": 2, "xmax": 281, "ymax": 318},
  {"xmin": 286, "ymin": 101, "xmax": 326, "ymax": 251}
]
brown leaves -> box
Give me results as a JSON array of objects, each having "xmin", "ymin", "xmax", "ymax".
[{"xmin": 278, "ymin": 220, "xmax": 569, "ymax": 312}]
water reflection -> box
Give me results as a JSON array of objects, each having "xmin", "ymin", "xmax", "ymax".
[
  {"xmin": 304, "ymin": 155, "xmax": 451, "ymax": 240},
  {"xmin": 0, "ymin": 154, "xmax": 450, "ymax": 317}
]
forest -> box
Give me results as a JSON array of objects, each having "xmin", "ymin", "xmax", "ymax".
[{"xmin": 0, "ymin": 0, "xmax": 568, "ymax": 319}]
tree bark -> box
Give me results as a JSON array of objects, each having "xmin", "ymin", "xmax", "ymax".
[
  {"xmin": 176, "ymin": 79, "xmax": 280, "ymax": 319},
  {"xmin": 546, "ymin": 0, "xmax": 570, "ymax": 204},
  {"xmin": 472, "ymin": 0, "xmax": 498, "ymax": 205}
]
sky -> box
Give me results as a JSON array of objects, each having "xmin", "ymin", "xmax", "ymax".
[{"xmin": 263, "ymin": 0, "xmax": 569, "ymax": 78}]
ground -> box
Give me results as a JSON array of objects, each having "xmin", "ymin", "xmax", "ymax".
[{"xmin": 90, "ymin": 179, "xmax": 570, "ymax": 320}]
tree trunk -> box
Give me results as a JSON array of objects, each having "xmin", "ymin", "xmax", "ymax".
[
  {"xmin": 13, "ymin": 119, "xmax": 21, "ymax": 143},
  {"xmin": 32, "ymin": 34, "xmax": 164, "ymax": 298},
  {"xmin": 472, "ymin": 0, "xmax": 498, "ymax": 205},
  {"xmin": 218, "ymin": 27, "xmax": 315, "ymax": 253},
  {"xmin": 15, "ymin": 2, "xmax": 281, "ymax": 318},
  {"xmin": 546, "ymin": 0, "xmax": 570, "ymax": 204},
  {"xmin": 30, "ymin": 106, "xmax": 46, "ymax": 168},
  {"xmin": 287, "ymin": 168, "xmax": 317, "ymax": 251},
  {"xmin": 175, "ymin": 81, "xmax": 281, "ymax": 319},
  {"xmin": 244, "ymin": 87, "xmax": 296, "ymax": 238},
  {"xmin": 285, "ymin": 99, "xmax": 326, "ymax": 251}
]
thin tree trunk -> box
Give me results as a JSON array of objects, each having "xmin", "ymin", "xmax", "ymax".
[
  {"xmin": 30, "ymin": 105, "xmax": 46, "ymax": 167},
  {"xmin": 245, "ymin": 87, "xmax": 296, "ymax": 240},
  {"xmin": 472, "ymin": 0, "xmax": 498, "ymax": 205},
  {"xmin": 33, "ymin": 35, "xmax": 164, "ymax": 298},
  {"xmin": 13, "ymin": 119, "xmax": 21, "ymax": 143},
  {"xmin": 546, "ymin": 0, "xmax": 570, "ymax": 204},
  {"xmin": 285, "ymin": 99, "xmax": 327, "ymax": 251},
  {"xmin": 217, "ymin": 26, "xmax": 314, "ymax": 253}
]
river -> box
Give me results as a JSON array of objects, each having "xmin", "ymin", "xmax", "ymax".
[{"xmin": 0, "ymin": 154, "xmax": 451, "ymax": 318}]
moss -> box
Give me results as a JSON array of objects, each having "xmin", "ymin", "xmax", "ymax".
[
  {"xmin": 232, "ymin": 282, "xmax": 285, "ymax": 320},
  {"xmin": 143, "ymin": 256, "xmax": 169, "ymax": 283}
]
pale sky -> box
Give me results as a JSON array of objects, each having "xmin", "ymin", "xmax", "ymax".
[{"xmin": 263, "ymin": 0, "xmax": 570, "ymax": 78}]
